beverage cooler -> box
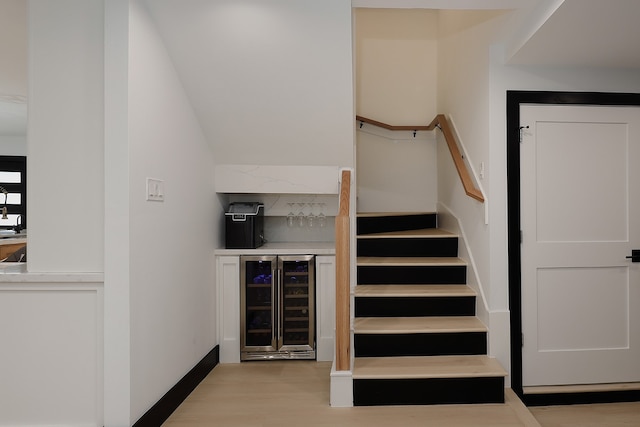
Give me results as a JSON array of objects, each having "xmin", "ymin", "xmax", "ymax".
[{"xmin": 240, "ymin": 255, "xmax": 316, "ymax": 361}]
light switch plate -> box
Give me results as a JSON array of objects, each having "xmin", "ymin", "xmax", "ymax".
[{"xmin": 146, "ymin": 178, "xmax": 164, "ymax": 202}]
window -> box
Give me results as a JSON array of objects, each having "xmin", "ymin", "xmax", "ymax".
[{"xmin": 0, "ymin": 156, "xmax": 26, "ymax": 230}]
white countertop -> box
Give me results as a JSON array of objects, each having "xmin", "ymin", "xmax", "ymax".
[
  {"xmin": 0, "ymin": 240, "xmax": 332, "ymax": 283},
  {"xmin": 0, "ymin": 231, "xmax": 101, "ymax": 283},
  {"xmin": 215, "ymin": 241, "xmax": 335, "ymax": 256},
  {"xmin": 0, "ymin": 236, "xmax": 26, "ymax": 245},
  {"xmin": 0, "ymin": 263, "xmax": 103, "ymax": 283}
]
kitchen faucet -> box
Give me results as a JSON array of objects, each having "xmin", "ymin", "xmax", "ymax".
[
  {"xmin": 14, "ymin": 214, "xmax": 23, "ymax": 233},
  {"xmin": 0, "ymin": 186, "xmax": 7, "ymax": 220}
]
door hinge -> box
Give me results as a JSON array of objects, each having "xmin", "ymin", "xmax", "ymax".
[
  {"xmin": 519, "ymin": 125, "xmax": 529, "ymax": 143},
  {"xmin": 522, "ymin": 333, "xmax": 524, "ymax": 347},
  {"xmin": 520, "ymin": 230, "xmax": 523, "ymax": 243}
]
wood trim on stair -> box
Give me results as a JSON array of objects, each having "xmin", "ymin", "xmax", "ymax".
[
  {"xmin": 354, "ymin": 316, "xmax": 487, "ymax": 334},
  {"xmin": 335, "ymin": 170, "xmax": 351, "ymax": 372},
  {"xmin": 354, "ymin": 284, "xmax": 475, "ymax": 297},
  {"xmin": 353, "ymin": 355, "xmax": 507, "ymax": 379}
]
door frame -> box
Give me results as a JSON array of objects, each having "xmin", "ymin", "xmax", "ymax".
[{"xmin": 507, "ymin": 90, "xmax": 640, "ymax": 405}]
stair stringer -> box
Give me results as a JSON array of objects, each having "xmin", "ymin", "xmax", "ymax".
[{"xmin": 437, "ymin": 202, "xmax": 511, "ymax": 385}]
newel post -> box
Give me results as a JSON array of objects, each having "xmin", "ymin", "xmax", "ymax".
[{"xmin": 335, "ymin": 169, "xmax": 351, "ymax": 371}]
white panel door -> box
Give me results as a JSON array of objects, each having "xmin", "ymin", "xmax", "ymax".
[{"xmin": 521, "ymin": 105, "xmax": 640, "ymax": 387}]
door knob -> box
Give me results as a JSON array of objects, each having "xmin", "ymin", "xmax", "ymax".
[{"xmin": 626, "ymin": 249, "xmax": 640, "ymax": 262}]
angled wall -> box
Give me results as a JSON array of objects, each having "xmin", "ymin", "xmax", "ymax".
[{"xmin": 127, "ymin": 2, "xmax": 219, "ymax": 422}]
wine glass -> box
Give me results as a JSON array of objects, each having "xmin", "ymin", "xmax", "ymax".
[
  {"xmin": 307, "ymin": 203, "xmax": 316, "ymax": 228},
  {"xmin": 286, "ymin": 203, "xmax": 295, "ymax": 227},
  {"xmin": 318, "ymin": 203, "xmax": 326, "ymax": 228},
  {"xmin": 297, "ymin": 202, "xmax": 306, "ymax": 227}
]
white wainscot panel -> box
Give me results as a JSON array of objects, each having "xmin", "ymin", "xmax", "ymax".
[
  {"xmin": 217, "ymin": 256, "xmax": 240, "ymax": 363},
  {"xmin": 0, "ymin": 284, "xmax": 103, "ymax": 427},
  {"xmin": 316, "ymin": 256, "xmax": 336, "ymax": 362}
]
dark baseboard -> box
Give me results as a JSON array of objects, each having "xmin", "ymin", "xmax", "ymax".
[
  {"xmin": 523, "ymin": 389, "xmax": 640, "ymax": 406},
  {"xmin": 133, "ymin": 345, "xmax": 219, "ymax": 427}
]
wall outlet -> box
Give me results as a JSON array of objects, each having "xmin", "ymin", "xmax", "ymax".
[{"xmin": 146, "ymin": 178, "xmax": 164, "ymax": 202}]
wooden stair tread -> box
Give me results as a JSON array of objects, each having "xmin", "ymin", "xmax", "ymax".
[
  {"xmin": 354, "ymin": 316, "xmax": 486, "ymax": 334},
  {"xmin": 353, "ymin": 355, "xmax": 508, "ymax": 379},
  {"xmin": 357, "ymin": 256, "xmax": 466, "ymax": 266},
  {"xmin": 355, "ymin": 284, "xmax": 475, "ymax": 297},
  {"xmin": 357, "ymin": 228, "xmax": 456, "ymax": 239}
]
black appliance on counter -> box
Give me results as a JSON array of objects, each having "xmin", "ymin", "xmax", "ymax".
[{"xmin": 225, "ymin": 202, "xmax": 264, "ymax": 249}]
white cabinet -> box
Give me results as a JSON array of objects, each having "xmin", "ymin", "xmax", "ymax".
[
  {"xmin": 217, "ymin": 256, "xmax": 241, "ymax": 363},
  {"xmin": 315, "ymin": 255, "xmax": 336, "ymax": 362},
  {"xmin": 216, "ymin": 254, "xmax": 335, "ymax": 363}
]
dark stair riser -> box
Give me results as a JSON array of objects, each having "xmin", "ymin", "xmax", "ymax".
[
  {"xmin": 355, "ymin": 296, "xmax": 476, "ymax": 317},
  {"xmin": 358, "ymin": 265, "xmax": 466, "ymax": 285},
  {"xmin": 353, "ymin": 377, "xmax": 505, "ymax": 406},
  {"xmin": 354, "ymin": 332, "xmax": 487, "ymax": 357},
  {"xmin": 357, "ymin": 214, "xmax": 437, "ymax": 235},
  {"xmin": 357, "ymin": 237, "xmax": 458, "ymax": 258}
]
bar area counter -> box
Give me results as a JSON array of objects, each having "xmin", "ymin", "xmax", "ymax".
[{"xmin": 215, "ymin": 241, "xmax": 335, "ymax": 256}]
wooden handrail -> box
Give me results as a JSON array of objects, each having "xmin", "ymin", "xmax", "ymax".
[
  {"xmin": 335, "ymin": 170, "xmax": 351, "ymax": 371},
  {"xmin": 356, "ymin": 115, "xmax": 432, "ymax": 131},
  {"xmin": 356, "ymin": 114, "xmax": 485, "ymax": 202}
]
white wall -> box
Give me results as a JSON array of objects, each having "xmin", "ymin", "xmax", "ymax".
[
  {"xmin": 0, "ymin": 0, "xmax": 27, "ymax": 150},
  {"xmin": 28, "ymin": 1, "xmax": 220, "ymax": 424},
  {"xmin": 12, "ymin": 3, "xmax": 108, "ymax": 426},
  {"xmin": 437, "ymin": 9, "xmax": 508, "ymax": 304},
  {"xmin": 436, "ymin": 7, "xmax": 640, "ymax": 382},
  {"xmin": 128, "ymin": 2, "xmax": 219, "ymax": 422},
  {"xmin": 104, "ymin": 1, "xmax": 131, "ymax": 424},
  {"xmin": 28, "ymin": 0, "xmax": 105, "ymax": 272},
  {"xmin": 147, "ymin": 0, "xmax": 355, "ymax": 169},
  {"xmin": 355, "ymin": 8, "xmax": 438, "ymax": 213},
  {"xmin": 436, "ymin": 10, "xmax": 514, "ymax": 376},
  {"xmin": 488, "ymin": 51, "xmax": 640, "ymax": 306},
  {"xmin": 208, "ymin": 0, "xmax": 353, "ymax": 167},
  {"xmin": 0, "ymin": 0, "xmax": 27, "ymax": 96},
  {"xmin": 0, "ymin": 136, "xmax": 26, "ymax": 156}
]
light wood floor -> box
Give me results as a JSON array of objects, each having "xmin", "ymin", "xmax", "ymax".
[
  {"xmin": 163, "ymin": 361, "xmax": 640, "ymax": 427},
  {"xmin": 528, "ymin": 402, "xmax": 640, "ymax": 427}
]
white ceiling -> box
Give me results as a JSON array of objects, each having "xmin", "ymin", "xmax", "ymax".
[
  {"xmin": 507, "ymin": 0, "xmax": 640, "ymax": 68},
  {"xmin": 2, "ymin": 0, "xmax": 640, "ymax": 138}
]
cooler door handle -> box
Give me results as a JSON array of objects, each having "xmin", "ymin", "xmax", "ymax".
[
  {"xmin": 271, "ymin": 269, "xmax": 277, "ymax": 349},
  {"xmin": 276, "ymin": 268, "xmax": 283, "ymax": 348}
]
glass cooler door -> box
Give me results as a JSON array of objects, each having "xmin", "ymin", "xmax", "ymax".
[
  {"xmin": 241, "ymin": 256, "xmax": 277, "ymax": 355},
  {"xmin": 278, "ymin": 255, "xmax": 315, "ymax": 353}
]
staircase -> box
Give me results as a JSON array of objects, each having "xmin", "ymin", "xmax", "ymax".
[{"xmin": 352, "ymin": 212, "xmax": 507, "ymax": 406}]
